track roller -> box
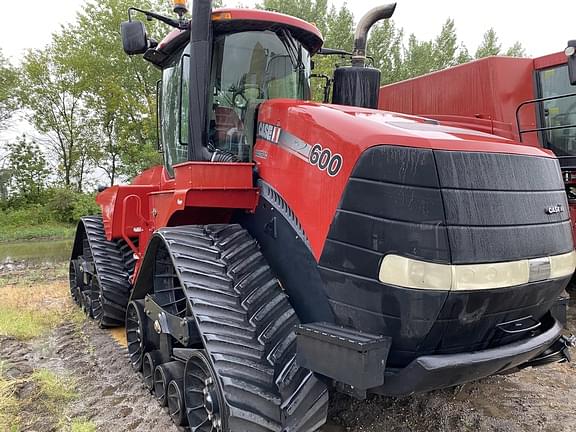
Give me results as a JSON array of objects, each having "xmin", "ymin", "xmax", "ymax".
[
  {"xmin": 126, "ymin": 300, "xmax": 146, "ymax": 372},
  {"xmin": 143, "ymin": 351, "xmax": 162, "ymax": 392},
  {"xmin": 167, "ymin": 379, "xmax": 188, "ymax": 426},
  {"xmin": 154, "ymin": 362, "xmax": 184, "ymax": 407}
]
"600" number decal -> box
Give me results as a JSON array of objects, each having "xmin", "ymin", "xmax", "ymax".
[{"xmin": 309, "ymin": 144, "xmax": 343, "ymax": 177}]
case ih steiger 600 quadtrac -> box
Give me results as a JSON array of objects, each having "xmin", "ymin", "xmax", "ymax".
[{"xmin": 69, "ymin": 1, "xmax": 576, "ymax": 430}]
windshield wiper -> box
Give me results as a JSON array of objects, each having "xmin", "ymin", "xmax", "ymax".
[{"xmin": 278, "ymin": 29, "xmax": 304, "ymax": 71}]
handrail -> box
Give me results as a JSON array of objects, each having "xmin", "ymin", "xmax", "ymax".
[
  {"xmin": 515, "ymin": 92, "xmax": 576, "ymax": 142},
  {"xmin": 121, "ymin": 194, "xmax": 146, "ymax": 259}
]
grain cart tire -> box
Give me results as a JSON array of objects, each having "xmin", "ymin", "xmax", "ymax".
[{"xmin": 134, "ymin": 225, "xmax": 329, "ymax": 431}]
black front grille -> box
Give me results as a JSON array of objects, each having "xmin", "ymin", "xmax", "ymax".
[{"xmin": 434, "ymin": 151, "xmax": 572, "ymax": 263}]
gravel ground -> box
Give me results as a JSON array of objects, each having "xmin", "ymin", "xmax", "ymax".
[{"xmin": 1, "ymin": 278, "xmax": 574, "ymax": 431}]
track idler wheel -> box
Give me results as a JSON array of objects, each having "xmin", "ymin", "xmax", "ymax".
[
  {"xmin": 126, "ymin": 300, "xmax": 146, "ymax": 372},
  {"xmin": 143, "ymin": 351, "xmax": 162, "ymax": 392},
  {"xmin": 154, "ymin": 362, "xmax": 184, "ymax": 407},
  {"xmin": 184, "ymin": 351, "xmax": 225, "ymax": 431},
  {"xmin": 167, "ymin": 379, "xmax": 188, "ymax": 427}
]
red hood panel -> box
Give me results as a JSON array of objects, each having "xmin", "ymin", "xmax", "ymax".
[{"xmin": 254, "ymin": 100, "xmax": 556, "ymax": 260}]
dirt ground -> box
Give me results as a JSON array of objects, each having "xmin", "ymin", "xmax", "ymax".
[{"xmin": 1, "ymin": 262, "xmax": 575, "ymax": 432}]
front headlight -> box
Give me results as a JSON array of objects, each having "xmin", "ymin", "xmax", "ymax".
[{"xmin": 379, "ymin": 251, "xmax": 576, "ymax": 291}]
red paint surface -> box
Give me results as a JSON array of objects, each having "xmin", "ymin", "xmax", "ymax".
[
  {"xmin": 96, "ymin": 163, "xmax": 259, "ymax": 279},
  {"xmin": 379, "ymin": 56, "xmax": 540, "ymax": 146}
]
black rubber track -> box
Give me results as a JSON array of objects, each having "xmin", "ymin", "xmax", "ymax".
[
  {"xmin": 153, "ymin": 225, "xmax": 329, "ymax": 432},
  {"xmin": 80, "ymin": 216, "xmax": 133, "ymax": 328}
]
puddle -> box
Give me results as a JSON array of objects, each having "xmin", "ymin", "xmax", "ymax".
[{"xmin": 0, "ymin": 239, "xmax": 73, "ymax": 265}]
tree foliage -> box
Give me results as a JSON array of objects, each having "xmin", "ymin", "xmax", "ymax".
[
  {"xmin": 6, "ymin": 135, "xmax": 49, "ymax": 199},
  {"xmin": 475, "ymin": 28, "xmax": 526, "ymax": 58},
  {"xmin": 19, "ymin": 43, "xmax": 92, "ymax": 191},
  {"xmin": 0, "ymin": 49, "xmax": 19, "ymax": 131}
]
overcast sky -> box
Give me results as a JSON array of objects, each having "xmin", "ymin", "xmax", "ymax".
[{"xmin": 0, "ymin": 0, "xmax": 572, "ymax": 62}]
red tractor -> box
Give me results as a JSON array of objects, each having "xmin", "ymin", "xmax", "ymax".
[
  {"xmin": 69, "ymin": 1, "xmax": 576, "ymax": 430},
  {"xmin": 379, "ymin": 42, "xmax": 576, "ymax": 241}
]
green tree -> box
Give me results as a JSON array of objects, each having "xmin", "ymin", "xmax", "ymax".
[
  {"xmin": 475, "ymin": 28, "xmax": 502, "ymax": 58},
  {"xmin": 57, "ymin": 0, "xmax": 164, "ymax": 184},
  {"xmin": 19, "ymin": 44, "xmax": 93, "ymax": 191},
  {"xmin": 257, "ymin": 0, "xmax": 329, "ymax": 35},
  {"xmin": 505, "ymin": 41, "xmax": 527, "ymax": 57},
  {"xmin": 0, "ymin": 49, "xmax": 19, "ymax": 130},
  {"xmin": 368, "ymin": 20, "xmax": 404, "ymax": 84},
  {"xmin": 432, "ymin": 19, "xmax": 459, "ymax": 70},
  {"xmin": 6, "ymin": 135, "xmax": 49, "ymax": 199}
]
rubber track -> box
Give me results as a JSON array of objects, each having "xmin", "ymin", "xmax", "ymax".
[
  {"xmin": 157, "ymin": 225, "xmax": 329, "ymax": 432},
  {"xmin": 82, "ymin": 216, "xmax": 133, "ymax": 327}
]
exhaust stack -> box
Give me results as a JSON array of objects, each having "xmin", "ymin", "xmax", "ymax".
[
  {"xmin": 352, "ymin": 4, "xmax": 397, "ymax": 67},
  {"xmin": 332, "ymin": 3, "xmax": 397, "ymax": 109}
]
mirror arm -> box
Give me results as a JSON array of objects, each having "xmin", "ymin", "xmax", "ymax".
[{"xmin": 128, "ymin": 7, "xmax": 187, "ymax": 30}]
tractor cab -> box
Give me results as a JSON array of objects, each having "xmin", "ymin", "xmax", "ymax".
[{"xmin": 122, "ymin": 6, "xmax": 323, "ymax": 174}]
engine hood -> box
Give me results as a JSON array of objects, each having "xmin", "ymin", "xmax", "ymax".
[{"xmin": 258, "ymin": 99, "xmax": 553, "ymax": 158}]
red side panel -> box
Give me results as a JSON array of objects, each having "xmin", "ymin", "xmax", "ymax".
[{"xmin": 379, "ymin": 57, "xmax": 539, "ymax": 146}]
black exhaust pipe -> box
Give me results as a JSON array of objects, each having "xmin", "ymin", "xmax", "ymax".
[
  {"xmin": 352, "ymin": 4, "xmax": 397, "ymax": 67},
  {"xmin": 187, "ymin": 0, "xmax": 213, "ymax": 161},
  {"xmin": 332, "ymin": 3, "xmax": 397, "ymax": 109}
]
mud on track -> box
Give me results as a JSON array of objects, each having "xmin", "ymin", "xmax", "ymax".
[{"xmin": 1, "ymin": 278, "xmax": 575, "ymax": 431}]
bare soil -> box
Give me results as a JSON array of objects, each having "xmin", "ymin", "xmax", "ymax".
[{"xmin": 1, "ymin": 266, "xmax": 575, "ymax": 431}]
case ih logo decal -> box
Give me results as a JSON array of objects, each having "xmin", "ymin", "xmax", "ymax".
[
  {"xmin": 545, "ymin": 204, "xmax": 564, "ymax": 215},
  {"xmin": 257, "ymin": 122, "xmax": 343, "ymax": 177},
  {"xmin": 309, "ymin": 144, "xmax": 343, "ymax": 177},
  {"xmin": 257, "ymin": 122, "xmax": 282, "ymax": 144}
]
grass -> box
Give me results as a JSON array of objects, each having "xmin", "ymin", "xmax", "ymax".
[
  {"xmin": 0, "ymin": 366, "xmax": 96, "ymax": 432},
  {"xmin": 0, "ymin": 270, "xmax": 81, "ymax": 340},
  {"xmin": 70, "ymin": 419, "xmax": 97, "ymax": 432},
  {"xmin": 0, "ymin": 362, "xmax": 21, "ymax": 431},
  {"xmin": 0, "ymin": 224, "xmax": 75, "ymax": 243}
]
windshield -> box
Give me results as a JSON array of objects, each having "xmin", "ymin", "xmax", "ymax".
[
  {"xmin": 207, "ymin": 30, "xmax": 312, "ymax": 161},
  {"xmin": 538, "ymin": 65, "xmax": 576, "ymax": 156}
]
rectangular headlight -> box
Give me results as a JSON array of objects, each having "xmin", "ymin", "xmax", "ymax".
[{"xmin": 379, "ymin": 251, "xmax": 576, "ymax": 291}]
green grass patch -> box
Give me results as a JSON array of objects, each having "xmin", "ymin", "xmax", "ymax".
[
  {"xmin": 70, "ymin": 419, "xmax": 97, "ymax": 432},
  {"xmin": 0, "ymin": 307, "xmax": 63, "ymax": 340},
  {"xmin": 0, "ymin": 364, "xmax": 21, "ymax": 431},
  {"xmin": 0, "ymin": 224, "xmax": 75, "ymax": 243},
  {"xmin": 32, "ymin": 369, "xmax": 77, "ymax": 406}
]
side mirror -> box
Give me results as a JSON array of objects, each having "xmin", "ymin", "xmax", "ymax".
[
  {"xmin": 567, "ymin": 40, "xmax": 576, "ymax": 86},
  {"xmin": 121, "ymin": 20, "xmax": 149, "ymax": 55}
]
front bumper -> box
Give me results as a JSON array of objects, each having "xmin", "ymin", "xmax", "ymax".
[{"xmin": 373, "ymin": 316, "xmax": 564, "ymax": 397}]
